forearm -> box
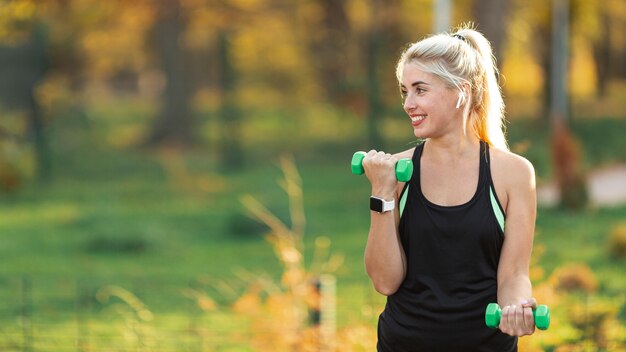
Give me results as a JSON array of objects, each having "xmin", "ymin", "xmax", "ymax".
[
  {"xmin": 364, "ymin": 210, "xmax": 406, "ymax": 296},
  {"xmin": 498, "ymin": 273, "xmax": 532, "ymax": 307}
]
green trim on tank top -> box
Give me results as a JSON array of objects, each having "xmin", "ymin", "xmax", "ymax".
[
  {"xmin": 489, "ymin": 186, "xmax": 505, "ymax": 232},
  {"xmin": 400, "ymin": 184, "xmax": 505, "ymax": 233},
  {"xmin": 400, "ymin": 184, "xmax": 409, "ymax": 217}
]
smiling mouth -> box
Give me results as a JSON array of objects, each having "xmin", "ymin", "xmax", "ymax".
[{"xmin": 411, "ymin": 115, "xmax": 426, "ymax": 123}]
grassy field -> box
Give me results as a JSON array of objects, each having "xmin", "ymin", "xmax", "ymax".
[{"xmin": 1, "ymin": 105, "xmax": 626, "ymax": 350}]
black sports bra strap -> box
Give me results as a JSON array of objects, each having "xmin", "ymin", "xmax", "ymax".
[{"xmin": 478, "ymin": 141, "xmax": 488, "ymax": 187}]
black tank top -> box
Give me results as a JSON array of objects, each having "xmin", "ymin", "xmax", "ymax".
[{"xmin": 377, "ymin": 141, "xmax": 517, "ymax": 352}]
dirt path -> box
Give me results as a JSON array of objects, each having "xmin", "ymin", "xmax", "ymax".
[{"xmin": 537, "ymin": 165, "xmax": 626, "ymax": 207}]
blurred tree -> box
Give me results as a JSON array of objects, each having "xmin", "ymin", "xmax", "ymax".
[
  {"xmin": 144, "ymin": 0, "xmax": 194, "ymax": 146},
  {"xmin": 550, "ymin": 0, "xmax": 587, "ymax": 209},
  {"xmin": 0, "ymin": 0, "xmax": 622, "ymax": 176},
  {"xmin": 364, "ymin": 0, "xmax": 403, "ymax": 148},
  {"xmin": 587, "ymin": 0, "xmax": 626, "ymax": 98},
  {"xmin": 0, "ymin": 1, "xmax": 50, "ymax": 182},
  {"xmin": 550, "ymin": 0, "xmax": 569, "ymax": 122},
  {"xmin": 365, "ymin": 0, "xmax": 383, "ymax": 148},
  {"xmin": 592, "ymin": 4, "xmax": 611, "ymax": 98},
  {"xmin": 509, "ymin": 0, "xmax": 554, "ymax": 119},
  {"xmin": 510, "ymin": 0, "xmax": 625, "ymax": 116},
  {"xmin": 472, "ymin": 0, "xmax": 510, "ymax": 70},
  {"xmin": 24, "ymin": 25, "xmax": 50, "ymax": 182},
  {"xmin": 309, "ymin": 0, "xmax": 351, "ymax": 105},
  {"xmin": 216, "ymin": 28, "xmax": 243, "ymax": 170}
]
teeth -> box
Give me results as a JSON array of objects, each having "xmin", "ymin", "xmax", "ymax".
[{"xmin": 411, "ymin": 115, "xmax": 426, "ymax": 122}]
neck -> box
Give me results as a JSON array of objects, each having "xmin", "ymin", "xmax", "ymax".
[{"xmin": 425, "ymin": 133, "xmax": 480, "ymax": 162}]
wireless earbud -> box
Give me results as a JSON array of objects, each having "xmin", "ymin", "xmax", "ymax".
[{"xmin": 455, "ymin": 92, "xmax": 464, "ymax": 109}]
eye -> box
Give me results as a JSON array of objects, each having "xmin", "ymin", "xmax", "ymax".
[
  {"xmin": 416, "ymin": 88, "xmax": 426, "ymax": 94},
  {"xmin": 400, "ymin": 90, "xmax": 408, "ymax": 98}
]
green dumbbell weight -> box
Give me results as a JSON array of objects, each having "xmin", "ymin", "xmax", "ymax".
[
  {"xmin": 351, "ymin": 151, "xmax": 413, "ymax": 182},
  {"xmin": 485, "ymin": 303, "xmax": 550, "ymax": 330}
]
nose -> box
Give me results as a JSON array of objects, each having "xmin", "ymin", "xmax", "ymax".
[{"xmin": 403, "ymin": 93, "xmax": 416, "ymax": 112}]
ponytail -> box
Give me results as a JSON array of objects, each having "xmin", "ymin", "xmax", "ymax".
[
  {"xmin": 396, "ymin": 24, "xmax": 508, "ymax": 150},
  {"xmin": 456, "ymin": 27, "xmax": 507, "ymax": 150}
]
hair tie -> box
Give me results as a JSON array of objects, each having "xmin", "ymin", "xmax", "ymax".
[{"xmin": 452, "ymin": 34, "xmax": 468, "ymax": 43}]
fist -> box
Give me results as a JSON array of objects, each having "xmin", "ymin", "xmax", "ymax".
[
  {"xmin": 362, "ymin": 150, "xmax": 398, "ymax": 199},
  {"xmin": 498, "ymin": 298, "xmax": 537, "ymax": 337}
]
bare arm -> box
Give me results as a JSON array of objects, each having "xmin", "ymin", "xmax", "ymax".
[
  {"xmin": 364, "ymin": 196, "xmax": 406, "ymax": 296},
  {"xmin": 496, "ymin": 154, "xmax": 537, "ymax": 336},
  {"xmin": 363, "ymin": 150, "xmax": 410, "ymax": 296}
]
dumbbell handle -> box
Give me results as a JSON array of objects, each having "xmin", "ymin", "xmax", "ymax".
[
  {"xmin": 485, "ymin": 303, "xmax": 550, "ymax": 330},
  {"xmin": 351, "ymin": 151, "xmax": 413, "ymax": 182}
]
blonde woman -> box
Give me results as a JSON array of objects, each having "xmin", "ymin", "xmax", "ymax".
[{"xmin": 361, "ymin": 25, "xmax": 537, "ymax": 351}]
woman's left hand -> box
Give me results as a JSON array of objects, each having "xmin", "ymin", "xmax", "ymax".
[{"xmin": 498, "ymin": 297, "xmax": 537, "ymax": 337}]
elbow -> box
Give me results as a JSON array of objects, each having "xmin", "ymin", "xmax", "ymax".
[
  {"xmin": 368, "ymin": 274, "xmax": 402, "ymax": 296},
  {"xmin": 374, "ymin": 283, "xmax": 399, "ymax": 296},
  {"xmin": 364, "ymin": 256, "xmax": 405, "ymax": 296}
]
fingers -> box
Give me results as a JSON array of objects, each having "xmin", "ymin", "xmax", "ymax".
[
  {"xmin": 499, "ymin": 302, "xmax": 536, "ymax": 337},
  {"xmin": 522, "ymin": 306, "xmax": 535, "ymax": 334},
  {"xmin": 362, "ymin": 150, "xmax": 399, "ymax": 196},
  {"xmin": 363, "ymin": 150, "xmax": 397, "ymax": 167},
  {"xmin": 521, "ymin": 297, "xmax": 537, "ymax": 310},
  {"xmin": 365, "ymin": 150, "xmax": 394, "ymax": 160},
  {"xmin": 499, "ymin": 305, "xmax": 514, "ymax": 335}
]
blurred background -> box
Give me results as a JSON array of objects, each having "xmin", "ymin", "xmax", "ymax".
[{"xmin": 0, "ymin": 0, "xmax": 625, "ymax": 350}]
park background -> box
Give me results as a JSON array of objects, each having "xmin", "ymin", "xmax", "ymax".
[{"xmin": 0, "ymin": 0, "xmax": 625, "ymax": 351}]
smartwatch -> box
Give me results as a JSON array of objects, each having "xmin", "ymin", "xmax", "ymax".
[{"xmin": 370, "ymin": 196, "xmax": 395, "ymax": 213}]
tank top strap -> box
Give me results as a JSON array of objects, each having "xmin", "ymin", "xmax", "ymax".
[
  {"xmin": 399, "ymin": 143, "xmax": 424, "ymax": 217},
  {"xmin": 478, "ymin": 140, "xmax": 489, "ymax": 189},
  {"xmin": 483, "ymin": 141, "xmax": 506, "ymax": 232},
  {"xmin": 414, "ymin": 141, "xmax": 425, "ymax": 162},
  {"xmin": 482, "ymin": 140, "xmax": 491, "ymax": 174}
]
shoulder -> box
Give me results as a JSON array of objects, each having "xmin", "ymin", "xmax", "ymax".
[
  {"xmin": 490, "ymin": 146, "xmax": 536, "ymax": 190},
  {"xmin": 393, "ymin": 147, "xmax": 416, "ymax": 161}
]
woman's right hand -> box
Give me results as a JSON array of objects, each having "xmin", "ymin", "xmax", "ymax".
[{"xmin": 362, "ymin": 150, "xmax": 399, "ymax": 200}]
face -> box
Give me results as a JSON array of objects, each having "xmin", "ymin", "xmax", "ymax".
[{"xmin": 400, "ymin": 63, "xmax": 464, "ymax": 139}]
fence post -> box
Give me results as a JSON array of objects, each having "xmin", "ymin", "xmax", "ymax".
[
  {"xmin": 310, "ymin": 275, "xmax": 336, "ymax": 351},
  {"xmin": 75, "ymin": 280, "xmax": 89, "ymax": 352},
  {"xmin": 20, "ymin": 276, "xmax": 33, "ymax": 352},
  {"xmin": 187, "ymin": 280, "xmax": 201, "ymax": 352}
]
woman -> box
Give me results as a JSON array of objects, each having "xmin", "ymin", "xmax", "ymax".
[{"xmin": 361, "ymin": 25, "xmax": 537, "ymax": 351}]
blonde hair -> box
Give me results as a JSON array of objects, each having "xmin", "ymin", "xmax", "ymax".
[{"xmin": 396, "ymin": 24, "xmax": 508, "ymax": 150}]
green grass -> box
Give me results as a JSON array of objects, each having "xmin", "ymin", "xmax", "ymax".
[
  {"xmin": 1, "ymin": 105, "xmax": 626, "ymax": 349},
  {"xmin": 534, "ymin": 206, "xmax": 626, "ymax": 292}
]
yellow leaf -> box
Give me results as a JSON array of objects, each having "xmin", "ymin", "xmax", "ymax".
[{"xmin": 232, "ymin": 291, "xmax": 261, "ymax": 314}]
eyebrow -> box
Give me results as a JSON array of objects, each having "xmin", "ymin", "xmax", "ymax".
[{"xmin": 400, "ymin": 81, "xmax": 430, "ymax": 89}]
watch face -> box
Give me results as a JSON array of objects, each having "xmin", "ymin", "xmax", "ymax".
[{"xmin": 370, "ymin": 197, "xmax": 383, "ymax": 212}]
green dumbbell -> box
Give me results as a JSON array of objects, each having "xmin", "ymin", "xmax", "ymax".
[
  {"xmin": 351, "ymin": 151, "xmax": 413, "ymax": 182},
  {"xmin": 485, "ymin": 303, "xmax": 550, "ymax": 330}
]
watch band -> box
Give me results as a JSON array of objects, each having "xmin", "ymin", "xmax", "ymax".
[{"xmin": 370, "ymin": 196, "xmax": 395, "ymax": 213}]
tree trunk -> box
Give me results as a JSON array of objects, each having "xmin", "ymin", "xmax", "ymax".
[
  {"xmin": 311, "ymin": 0, "xmax": 350, "ymax": 104},
  {"xmin": 550, "ymin": 0, "xmax": 587, "ymax": 210},
  {"xmin": 145, "ymin": 0, "xmax": 194, "ymax": 147},
  {"xmin": 550, "ymin": 0, "xmax": 569, "ymax": 121},
  {"xmin": 472, "ymin": 0, "xmax": 510, "ymax": 69},
  {"xmin": 592, "ymin": 7, "xmax": 611, "ymax": 98},
  {"xmin": 0, "ymin": 23, "xmax": 50, "ymax": 184},
  {"xmin": 29, "ymin": 25, "xmax": 51, "ymax": 182},
  {"xmin": 538, "ymin": 22, "xmax": 552, "ymax": 120},
  {"xmin": 28, "ymin": 88, "xmax": 51, "ymax": 183},
  {"xmin": 365, "ymin": 0, "xmax": 383, "ymax": 148},
  {"xmin": 216, "ymin": 29, "xmax": 243, "ymax": 170}
]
